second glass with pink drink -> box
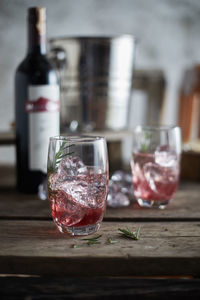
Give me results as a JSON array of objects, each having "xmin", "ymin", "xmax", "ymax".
[{"xmin": 130, "ymin": 126, "xmax": 181, "ymax": 209}]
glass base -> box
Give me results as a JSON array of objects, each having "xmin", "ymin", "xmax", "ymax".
[
  {"xmin": 56, "ymin": 222, "xmax": 101, "ymax": 236},
  {"xmin": 137, "ymin": 198, "xmax": 170, "ymax": 209}
]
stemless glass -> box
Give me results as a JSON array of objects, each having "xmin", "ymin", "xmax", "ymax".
[
  {"xmin": 130, "ymin": 126, "xmax": 181, "ymax": 209},
  {"xmin": 47, "ymin": 135, "xmax": 109, "ymax": 236}
]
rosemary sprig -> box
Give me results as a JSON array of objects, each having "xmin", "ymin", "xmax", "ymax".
[
  {"xmin": 141, "ymin": 144, "xmax": 149, "ymax": 152},
  {"xmin": 72, "ymin": 235, "xmax": 102, "ymax": 248},
  {"xmin": 141, "ymin": 132, "xmax": 151, "ymax": 152},
  {"xmin": 71, "ymin": 227, "xmax": 142, "ymax": 249},
  {"xmin": 82, "ymin": 234, "xmax": 102, "ymax": 245},
  {"xmin": 118, "ymin": 226, "xmax": 141, "ymax": 240},
  {"xmin": 53, "ymin": 142, "xmax": 75, "ymax": 171}
]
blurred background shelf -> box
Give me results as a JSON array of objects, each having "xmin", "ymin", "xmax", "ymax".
[
  {"xmin": 0, "ymin": 129, "xmax": 132, "ymax": 173},
  {"xmin": 0, "ymin": 131, "xmax": 16, "ymax": 145},
  {"xmin": 1, "ymin": 130, "xmax": 200, "ymax": 181}
]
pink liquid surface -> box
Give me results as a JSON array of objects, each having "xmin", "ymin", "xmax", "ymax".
[{"xmin": 131, "ymin": 152, "xmax": 180, "ymax": 201}]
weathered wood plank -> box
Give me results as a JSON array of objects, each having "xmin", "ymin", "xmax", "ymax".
[
  {"xmin": 0, "ymin": 220, "xmax": 200, "ymax": 276},
  {"xmin": 0, "ymin": 189, "xmax": 51, "ymax": 219},
  {"xmin": 1, "ymin": 276, "xmax": 200, "ymax": 299},
  {"xmin": 0, "ymin": 182, "xmax": 200, "ymax": 220}
]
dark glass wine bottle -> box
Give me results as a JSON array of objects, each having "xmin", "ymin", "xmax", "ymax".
[{"xmin": 15, "ymin": 7, "xmax": 60, "ymax": 193}]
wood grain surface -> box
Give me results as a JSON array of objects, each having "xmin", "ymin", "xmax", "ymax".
[
  {"xmin": 0, "ymin": 164, "xmax": 200, "ymax": 298},
  {"xmin": 0, "ymin": 220, "xmax": 200, "ymax": 277},
  {"xmin": 1, "ymin": 276, "xmax": 200, "ymax": 300}
]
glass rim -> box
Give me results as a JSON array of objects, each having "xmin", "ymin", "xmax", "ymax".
[
  {"xmin": 49, "ymin": 135, "xmax": 106, "ymax": 143},
  {"xmin": 133, "ymin": 125, "xmax": 181, "ymax": 132}
]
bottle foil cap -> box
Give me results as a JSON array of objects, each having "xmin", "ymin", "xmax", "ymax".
[{"xmin": 28, "ymin": 7, "xmax": 46, "ymax": 35}]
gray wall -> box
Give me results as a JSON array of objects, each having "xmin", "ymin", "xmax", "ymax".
[{"xmin": 1, "ymin": 0, "xmax": 200, "ymax": 164}]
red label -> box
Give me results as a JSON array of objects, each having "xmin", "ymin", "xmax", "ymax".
[{"xmin": 25, "ymin": 97, "xmax": 60, "ymax": 113}]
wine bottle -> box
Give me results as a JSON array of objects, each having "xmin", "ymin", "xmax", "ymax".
[{"xmin": 15, "ymin": 7, "xmax": 60, "ymax": 193}]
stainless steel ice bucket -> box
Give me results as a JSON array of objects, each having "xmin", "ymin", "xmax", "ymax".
[{"xmin": 49, "ymin": 35, "xmax": 137, "ymax": 131}]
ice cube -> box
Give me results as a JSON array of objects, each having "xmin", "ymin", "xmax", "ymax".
[
  {"xmin": 107, "ymin": 192, "xmax": 130, "ymax": 208},
  {"xmin": 143, "ymin": 161, "xmax": 178, "ymax": 198},
  {"xmin": 49, "ymin": 158, "xmax": 108, "ymax": 211},
  {"xmin": 111, "ymin": 170, "xmax": 133, "ymax": 185},
  {"xmin": 38, "ymin": 178, "xmax": 48, "ymax": 200},
  {"xmin": 132, "ymin": 162, "xmax": 145, "ymax": 182},
  {"xmin": 48, "ymin": 173, "xmax": 61, "ymax": 190},
  {"xmin": 155, "ymin": 147, "xmax": 178, "ymax": 167},
  {"xmin": 87, "ymin": 174, "xmax": 108, "ymax": 207},
  {"xmin": 124, "ymin": 173, "xmax": 133, "ymax": 184},
  {"xmin": 59, "ymin": 179, "xmax": 91, "ymax": 208},
  {"xmin": 111, "ymin": 170, "xmax": 124, "ymax": 182},
  {"xmin": 50, "ymin": 190, "xmax": 86, "ymax": 226},
  {"xmin": 143, "ymin": 162, "xmax": 161, "ymax": 192},
  {"xmin": 107, "ymin": 174, "xmax": 133, "ymax": 208},
  {"xmin": 58, "ymin": 156, "xmax": 88, "ymax": 178},
  {"xmin": 49, "ymin": 170, "xmax": 107, "ymax": 210}
]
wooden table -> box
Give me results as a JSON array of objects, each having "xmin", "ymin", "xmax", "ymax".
[{"xmin": 0, "ymin": 166, "xmax": 200, "ymax": 299}]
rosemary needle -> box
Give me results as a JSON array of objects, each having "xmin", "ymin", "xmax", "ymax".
[
  {"xmin": 108, "ymin": 237, "xmax": 119, "ymax": 244},
  {"xmin": 82, "ymin": 235, "xmax": 102, "ymax": 245},
  {"xmin": 54, "ymin": 143, "xmax": 75, "ymax": 170},
  {"xmin": 72, "ymin": 235, "xmax": 102, "ymax": 248},
  {"xmin": 118, "ymin": 226, "xmax": 141, "ymax": 240}
]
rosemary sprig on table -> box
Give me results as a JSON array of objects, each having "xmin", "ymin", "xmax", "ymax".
[
  {"xmin": 82, "ymin": 235, "xmax": 102, "ymax": 245},
  {"xmin": 72, "ymin": 235, "xmax": 102, "ymax": 248},
  {"xmin": 72, "ymin": 228, "xmax": 141, "ymax": 249},
  {"xmin": 118, "ymin": 226, "xmax": 141, "ymax": 240}
]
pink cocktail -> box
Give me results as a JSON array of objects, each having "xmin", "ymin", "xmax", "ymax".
[
  {"xmin": 48, "ymin": 167, "xmax": 108, "ymax": 233},
  {"xmin": 131, "ymin": 152, "xmax": 180, "ymax": 208},
  {"xmin": 47, "ymin": 136, "xmax": 109, "ymax": 236},
  {"xmin": 130, "ymin": 126, "xmax": 181, "ymax": 209}
]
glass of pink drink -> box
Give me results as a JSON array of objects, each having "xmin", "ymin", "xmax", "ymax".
[
  {"xmin": 130, "ymin": 126, "xmax": 181, "ymax": 209},
  {"xmin": 47, "ymin": 136, "xmax": 109, "ymax": 236}
]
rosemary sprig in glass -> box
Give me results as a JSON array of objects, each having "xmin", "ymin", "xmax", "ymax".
[
  {"xmin": 53, "ymin": 142, "xmax": 75, "ymax": 171},
  {"xmin": 141, "ymin": 132, "xmax": 151, "ymax": 152},
  {"xmin": 118, "ymin": 226, "xmax": 141, "ymax": 240}
]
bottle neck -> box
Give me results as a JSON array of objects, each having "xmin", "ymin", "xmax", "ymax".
[
  {"xmin": 28, "ymin": 25, "xmax": 46, "ymax": 55},
  {"xmin": 27, "ymin": 7, "xmax": 47, "ymax": 55}
]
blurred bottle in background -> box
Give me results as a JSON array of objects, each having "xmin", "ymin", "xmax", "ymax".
[
  {"xmin": 178, "ymin": 65, "xmax": 200, "ymax": 151},
  {"xmin": 129, "ymin": 69, "xmax": 166, "ymax": 128},
  {"xmin": 178, "ymin": 64, "xmax": 200, "ymax": 181},
  {"xmin": 15, "ymin": 7, "xmax": 60, "ymax": 193}
]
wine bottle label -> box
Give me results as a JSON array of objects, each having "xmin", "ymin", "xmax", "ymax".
[{"xmin": 27, "ymin": 85, "xmax": 60, "ymax": 173}]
